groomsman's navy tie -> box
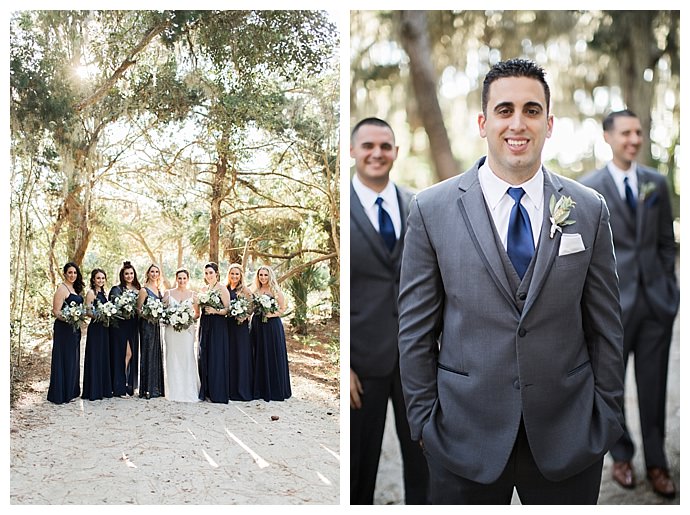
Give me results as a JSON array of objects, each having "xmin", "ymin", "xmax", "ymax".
[
  {"xmin": 624, "ymin": 176, "xmax": 637, "ymax": 215},
  {"xmin": 376, "ymin": 197, "xmax": 397, "ymax": 252},
  {"xmin": 506, "ymin": 187, "xmax": 534, "ymax": 279}
]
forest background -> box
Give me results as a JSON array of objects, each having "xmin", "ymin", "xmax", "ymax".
[
  {"xmin": 7, "ymin": 9, "xmax": 684, "ymax": 403},
  {"xmin": 9, "ymin": 10, "xmax": 341, "ymax": 399}
]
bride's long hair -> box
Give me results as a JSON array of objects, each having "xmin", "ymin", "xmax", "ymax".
[{"xmin": 174, "ymin": 268, "xmax": 190, "ymax": 288}]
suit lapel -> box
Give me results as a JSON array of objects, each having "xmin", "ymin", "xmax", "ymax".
[
  {"xmin": 602, "ymin": 166, "xmax": 636, "ymax": 233},
  {"xmin": 390, "ymin": 186, "xmax": 410, "ymax": 259},
  {"xmin": 522, "ymin": 169, "xmax": 563, "ymax": 316},
  {"xmin": 455, "ymin": 167, "xmax": 515, "ymax": 307},
  {"xmin": 635, "ymin": 167, "xmax": 652, "ymax": 244},
  {"xmin": 350, "ymin": 184, "xmax": 392, "ymax": 265}
]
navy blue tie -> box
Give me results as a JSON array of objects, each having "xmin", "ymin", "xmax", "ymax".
[
  {"xmin": 624, "ymin": 176, "xmax": 637, "ymax": 215},
  {"xmin": 506, "ymin": 187, "xmax": 534, "ymax": 279},
  {"xmin": 376, "ymin": 197, "xmax": 397, "ymax": 252}
]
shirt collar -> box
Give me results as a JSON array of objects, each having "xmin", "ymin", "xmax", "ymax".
[
  {"xmin": 352, "ymin": 173, "xmax": 397, "ymax": 208},
  {"xmin": 479, "ymin": 162, "xmax": 544, "ymax": 210},
  {"xmin": 608, "ymin": 161, "xmax": 638, "ymax": 186}
]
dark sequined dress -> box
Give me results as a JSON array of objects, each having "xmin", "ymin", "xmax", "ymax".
[{"xmin": 138, "ymin": 287, "xmax": 164, "ymax": 399}]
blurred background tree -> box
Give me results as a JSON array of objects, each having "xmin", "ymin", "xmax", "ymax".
[{"xmin": 350, "ymin": 10, "xmax": 679, "ymax": 222}]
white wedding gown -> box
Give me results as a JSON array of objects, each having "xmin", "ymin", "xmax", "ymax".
[{"xmin": 164, "ymin": 297, "xmax": 200, "ymax": 402}]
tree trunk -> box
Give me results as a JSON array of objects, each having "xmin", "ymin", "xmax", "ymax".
[
  {"xmin": 209, "ymin": 153, "xmax": 228, "ymax": 264},
  {"xmin": 617, "ymin": 12, "xmax": 657, "ymax": 166},
  {"xmin": 398, "ymin": 11, "xmax": 458, "ymax": 181}
]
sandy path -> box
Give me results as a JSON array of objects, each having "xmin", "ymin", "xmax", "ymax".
[{"xmin": 10, "ymin": 373, "xmax": 340, "ymax": 504}]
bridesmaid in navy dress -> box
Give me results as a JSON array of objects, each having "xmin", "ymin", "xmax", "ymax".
[
  {"xmin": 137, "ymin": 264, "xmax": 165, "ymax": 399},
  {"xmin": 108, "ymin": 261, "xmax": 140, "ymax": 397},
  {"xmin": 81, "ymin": 268, "xmax": 113, "ymax": 401},
  {"xmin": 225, "ymin": 263, "xmax": 254, "ymax": 401},
  {"xmin": 250, "ymin": 265, "xmax": 292, "ymax": 401},
  {"xmin": 48, "ymin": 262, "xmax": 85, "ymax": 404},
  {"xmin": 198, "ymin": 262, "xmax": 231, "ymax": 403}
]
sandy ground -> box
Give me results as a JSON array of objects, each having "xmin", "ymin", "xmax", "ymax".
[
  {"xmin": 374, "ymin": 311, "xmax": 680, "ymax": 505},
  {"xmin": 10, "ymin": 338, "xmax": 340, "ymax": 505}
]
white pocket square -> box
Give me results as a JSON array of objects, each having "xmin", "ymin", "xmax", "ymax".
[{"xmin": 558, "ymin": 233, "xmax": 585, "ymax": 256}]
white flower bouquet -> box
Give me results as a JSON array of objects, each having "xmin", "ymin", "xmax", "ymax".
[
  {"xmin": 165, "ymin": 300, "xmax": 196, "ymax": 331},
  {"xmin": 114, "ymin": 289, "xmax": 138, "ymax": 320},
  {"xmin": 60, "ymin": 301, "xmax": 87, "ymax": 332},
  {"xmin": 228, "ymin": 296, "xmax": 251, "ymax": 324},
  {"xmin": 141, "ymin": 296, "xmax": 166, "ymax": 323},
  {"xmin": 93, "ymin": 300, "xmax": 119, "ymax": 327},
  {"xmin": 197, "ymin": 289, "xmax": 224, "ymax": 311},
  {"xmin": 253, "ymin": 293, "xmax": 279, "ymax": 323}
]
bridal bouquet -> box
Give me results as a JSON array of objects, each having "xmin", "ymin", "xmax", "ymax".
[
  {"xmin": 165, "ymin": 300, "xmax": 196, "ymax": 331},
  {"xmin": 253, "ymin": 293, "xmax": 279, "ymax": 323},
  {"xmin": 92, "ymin": 299, "xmax": 119, "ymax": 327},
  {"xmin": 141, "ymin": 296, "xmax": 166, "ymax": 323},
  {"xmin": 60, "ymin": 301, "xmax": 87, "ymax": 332},
  {"xmin": 228, "ymin": 296, "xmax": 251, "ymax": 324},
  {"xmin": 197, "ymin": 289, "xmax": 224, "ymax": 311},
  {"xmin": 113, "ymin": 289, "xmax": 138, "ymax": 320}
]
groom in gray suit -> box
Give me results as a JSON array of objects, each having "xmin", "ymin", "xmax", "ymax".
[
  {"xmin": 581, "ymin": 110, "xmax": 679, "ymax": 498},
  {"xmin": 350, "ymin": 117, "xmax": 429, "ymax": 504},
  {"xmin": 398, "ymin": 59, "xmax": 625, "ymax": 504}
]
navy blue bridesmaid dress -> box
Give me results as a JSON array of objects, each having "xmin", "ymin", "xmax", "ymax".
[
  {"xmin": 250, "ymin": 300, "xmax": 292, "ymax": 401},
  {"xmin": 138, "ymin": 287, "xmax": 164, "ymax": 399},
  {"xmin": 47, "ymin": 292, "xmax": 83, "ymax": 404},
  {"xmin": 198, "ymin": 303, "xmax": 230, "ymax": 403},
  {"xmin": 227, "ymin": 288, "xmax": 253, "ymax": 401},
  {"xmin": 108, "ymin": 285, "xmax": 139, "ymax": 396},
  {"xmin": 82, "ymin": 290, "xmax": 113, "ymax": 401}
]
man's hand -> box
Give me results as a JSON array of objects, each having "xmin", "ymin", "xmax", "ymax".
[{"xmin": 350, "ymin": 368, "xmax": 364, "ymax": 409}]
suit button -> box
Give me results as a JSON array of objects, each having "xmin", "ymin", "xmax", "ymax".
[
  {"xmin": 517, "ymin": 292, "xmax": 527, "ymax": 301},
  {"xmin": 513, "ymin": 380, "xmax": 520, "ymax": 390},
  {"xmin": 518, "ymin": 328, "xmax": 527, "ymax": 337}
]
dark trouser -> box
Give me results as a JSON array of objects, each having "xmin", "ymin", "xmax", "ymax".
[
  {"xmin": 350, "ymin": 365, "xmax": 430, "ymax": 504},
  {"xmin": 611, "ymin": 292, "xmax": 673, "ymax": 469},
  {"xmin": 426, "ymin": 421, "xmax": 603, "ymax": 504}
]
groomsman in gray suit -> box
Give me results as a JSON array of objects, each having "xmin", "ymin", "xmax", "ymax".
[
  {"xmin": 398, "ymin": 59, "xmax": 625, "ymax": 504},
  {"xmin": 350, "ymin": 117, "xmax": 429, "ymax": 504},
  {"xmin": 581, "ymin": 110, "xmax": 679, "ymax": 498}
]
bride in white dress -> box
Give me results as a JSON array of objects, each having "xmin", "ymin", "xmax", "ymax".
[{"xmin": 163, "ymin": 268, "xmax": 201, "ymax": 402}]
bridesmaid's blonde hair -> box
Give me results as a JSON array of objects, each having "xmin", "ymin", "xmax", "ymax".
[
  {"xmin": 145, "ymin": 263, "xmax": 164, "ymax": 293},
  {"xmin": 226, "ymin": 263, "xmax": 246, "ymax": 291},
  {"xmin": 251, "ymin": 265, "xmax": 281, "ymax": 296}
]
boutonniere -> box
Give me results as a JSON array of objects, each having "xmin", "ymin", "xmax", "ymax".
[
  {"xmin": 639, "ymin": 181, "xmax": 657, "ymax": 201},
  {"xmin": 549, "ymin": 194, "xmax": 577, "ymax": 238}
]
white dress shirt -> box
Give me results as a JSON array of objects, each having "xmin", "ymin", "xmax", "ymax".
[
  {"xmin": 352, "ymin": 174, "xmax": 402, "ymax": 239},
  {"xmin": 478, "ymin": 162, "xmax": 544, "ymax": 250},
  {"xmin": 607, "ymin": 161, "xmax": 638, "ymax": 201}
]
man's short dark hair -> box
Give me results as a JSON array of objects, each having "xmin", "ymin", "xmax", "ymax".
[
  {"xmin": 602, "ymin": 109, "xmax": 638, "ymax": 132},
  {"xmin": 482, "ymin": 58, "xmax": 550, "ymax": 115},
  {"xmin": 351, "ymin": 117, "xmax": 395, "ymax": 142}
]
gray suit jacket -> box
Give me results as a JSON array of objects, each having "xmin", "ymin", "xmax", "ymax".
[
  {"xmin": 351, "ymin": 182, "xmax": 413, "ymax": 378},
  {"xmin": 398, "ymin": 157, "xmax": 625, "ymax": 483},
  {"xmin": 580, "ymin": 165, "xmax": 679, "ymax": 326}
]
